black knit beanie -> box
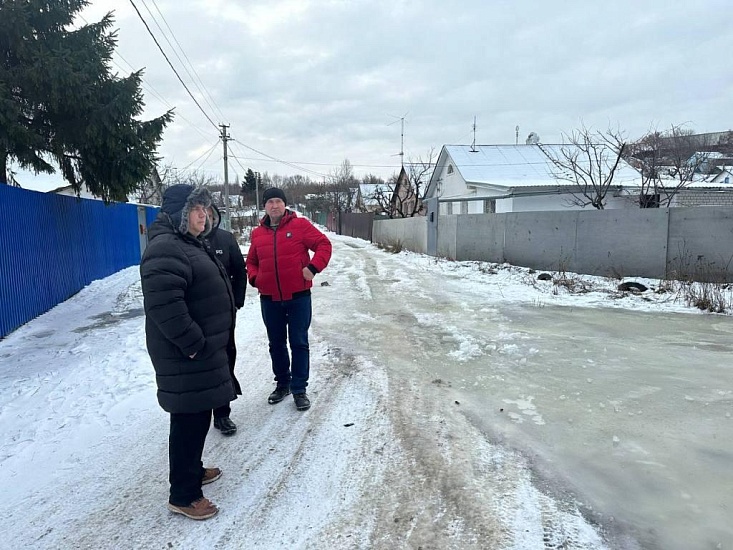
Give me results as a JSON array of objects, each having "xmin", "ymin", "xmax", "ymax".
[{"xmin": 262, "ymin": 187, "xmax": 287, "ymax": 206}]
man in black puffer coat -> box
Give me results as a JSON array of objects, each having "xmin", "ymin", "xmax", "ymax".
[
  {"xmin": 206, "ymin": 204, "xmax": 246, "ymax": 436},
  {"xmin": 140, "ymin": 184, "xmax": 237, "ymax": 520}
]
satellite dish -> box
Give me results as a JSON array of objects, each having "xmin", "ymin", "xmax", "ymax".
[{"xmin": 526, "ymin": 132, "xmax": 540, "ymax": 145}]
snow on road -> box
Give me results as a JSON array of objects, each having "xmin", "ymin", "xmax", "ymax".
[{"xmin": 1, "ymin": 231, "xmax": 731, "ymax": 549}]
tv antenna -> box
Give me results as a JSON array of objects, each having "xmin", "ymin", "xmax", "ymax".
[
  {"xmin": 388, "ymin": 112, "xmax": 409, "ymax": 167},
  {"xmin": 470, "ymin": 116, "xmax": 478, "ymax": 152}
]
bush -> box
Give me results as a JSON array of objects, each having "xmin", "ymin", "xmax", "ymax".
[{"xmin": 376, "ymin": 239, "xmax": 403, "ymax": 254}]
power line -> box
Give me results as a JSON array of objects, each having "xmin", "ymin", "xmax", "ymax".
[
  {"xmin": 142, "ymin": 0, "xmax": 227, "ymax": 124},
  {"xmin": 228, "ymin": 139, "xmax": 329, "ymax": 179},
  {"xmin": 112, "ymin": 52, "xmax": 217, "ymax": 141},
  {"xmin": 179, "ymin": 141, "xmax": 220, "ymax": 172},
  {"xmin": 149, "ymin": 0, "xmax": 227, "ymax": 123},
  {"xmin": 226, "ymin": 155, "xmax": 404, "ymax": 169},
  {"xmin": 125, "ymin": 2, "xmax": 342, "ymax": 183},
  {"xmin": 194, "ymin": 145, "xmax": 219, "ymax": 173},
  {"xmin": 76, "ymin": 12, "xmax": 217, "ymax": 141},
  {"xmin": 128, "ymin": 0, "xmax": 220, "ymax": 131},
  {"xmin": 227, "ymin": 144, "xmax": 250, "ymax": 177}
]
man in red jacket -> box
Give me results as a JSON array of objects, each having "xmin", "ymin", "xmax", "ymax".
[{"xmin": 246, "ymin": 188, "xmax": 332, "ymax": 411}]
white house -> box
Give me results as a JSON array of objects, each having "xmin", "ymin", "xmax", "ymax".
[
  {"xmin": 425, "ymin": 144, "xmax": 642, "ymax": 214},
  {"xmin": 668, "ymin": 166, "xmax": 733, "ymax": 207},
  {"xmin": 709, "ymin": 165, "xmax": 733, "ymax": 185},
  {"xmin": 48, "ymin": 183, "xmax": 102, "ymax": 200},
  {"xmin": 354, "ymin": 183, "xmax": 391, "ymax": 213}
]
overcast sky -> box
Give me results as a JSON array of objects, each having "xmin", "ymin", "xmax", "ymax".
[{"xmin": 15, "ymin": 0, "xmax": 733, "ymax": 191}]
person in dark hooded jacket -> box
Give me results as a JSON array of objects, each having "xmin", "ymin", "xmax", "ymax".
[
  {"xmin": 140, "ymin": 184, "xmax": 237, "ymax": 520},
  {"xmin": 205, "ymin": 204, "xmax": 246, "ymax": 435}
]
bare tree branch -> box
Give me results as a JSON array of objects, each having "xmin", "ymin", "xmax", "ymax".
[
  {"xmin": 627, "ymin": 124, "xmax": 722, "ymax": 207},
  {"xmin": 541, "ymin": 125, "xmax": 627, "ymax": 210}
]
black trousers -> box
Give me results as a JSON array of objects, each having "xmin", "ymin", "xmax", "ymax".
[
  {"xmin": 213, "ymin": 403, "xmax": 231, "ymax": 419},
  {"xmin": 169, "ymin": 409, "xmax": 211, "ymax": 506},
  {"xmin": 213, "ymin": 338, "xmax": 238, "ymax": 420}
]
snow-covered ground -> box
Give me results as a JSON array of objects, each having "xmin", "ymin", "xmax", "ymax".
[{"xmin": 1, "ymin": 232, "xmax": 731, "ymax": 549}]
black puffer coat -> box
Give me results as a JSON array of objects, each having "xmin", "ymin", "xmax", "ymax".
[
  {"xmin": 207, "ymin": 205, "xmax": 247, "ymax": 308},
  {"xmin": 140, "ymin": 185, "xmax": 237, "ymax": 413}
]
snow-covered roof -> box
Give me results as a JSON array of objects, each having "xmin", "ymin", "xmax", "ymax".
[
  {"xmin": 440, "ymin": 144, "xmax": 641, "ymax": 189},
  {"xmin": 358, "ymin": 183, "xmax": 391, "ymax": 206},
  {"xmin": 359, "ymin": 183, "xmax": 381, "ymax": 195},
  {"xmin": 696, "ymin": 151, "xmax": 727, "ymax": 160}
]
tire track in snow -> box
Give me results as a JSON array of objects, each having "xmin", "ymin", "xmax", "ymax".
[{"xmin": 313, "ymin": 236, "xmax": 611, "ymax": 549}]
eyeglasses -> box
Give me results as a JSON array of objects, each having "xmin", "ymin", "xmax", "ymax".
[{"xmin": 191, "ymin": 206, "xmax": 207, "ymax": 216}]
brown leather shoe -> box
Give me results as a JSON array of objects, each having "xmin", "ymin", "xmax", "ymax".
[
  {"xmin": 202, "ymin": 467, "xmax": 222, "ymax": 486},
  {"xmin": 167, "ymin": 497, "xmax": 219, "ymax": 520}
]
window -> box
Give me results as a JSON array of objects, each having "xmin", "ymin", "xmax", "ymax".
[
  {"xmin": 447, "ymin": 164, "xmax": 454, "ymax": 175},
  {"xmin": 461, "ymin": 201, "xmax": 468, "ymax": 214},
  {"xmin": 446, "ymin": 202, "xmax": 453, "ymax": 215},
  {"xmin": 483, "ymin": 199, "xmax": 496, "ymax": 213},
  {"xmin": 725, "ymin": 176, "xmax": 730, "ymax": 184}
]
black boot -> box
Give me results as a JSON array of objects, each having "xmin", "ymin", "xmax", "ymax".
[
  {"xmin": 293, "ymin": 393, "xmax": 310, "ymax": 411},
  {"xmin": 213, "ymin": 417, "xmax": 237, "ymax": 436},
  {"xmin": 268, "ymin": 387, "xmax": 291, "ymax": 404}
]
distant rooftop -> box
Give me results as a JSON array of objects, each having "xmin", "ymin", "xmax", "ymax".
[{"xmin": 442, "ymin": 144, "xmax": 641, "ymax": 188}]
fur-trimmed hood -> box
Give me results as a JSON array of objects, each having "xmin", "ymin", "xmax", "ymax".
[{"xmin": 158, "ymin": 184, "xmax": 212, "ymax": 236}]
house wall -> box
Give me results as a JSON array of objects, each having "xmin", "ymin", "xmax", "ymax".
[
  {"xmin": 440, "ymin": 191, "xmax": 631, "ymax": 214},
  {"xmin": 373, "ymin": 206, "xmax": 733, "ymax": 281},
  {"xmin": 372, "ymin": 216, "xmax": 427, "ymax": 254},
  {"xmin": 673, "ymin": 190, "xmax": 733, "ymax": 207}
]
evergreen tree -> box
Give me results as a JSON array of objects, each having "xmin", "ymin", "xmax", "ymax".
[
  {"xmin": 242, "ymin": 168, "xmax": 257, "ymax": 194},
  {"xmin": 0, "ymin": 0, "xmax": 173, "ymax": 201}
]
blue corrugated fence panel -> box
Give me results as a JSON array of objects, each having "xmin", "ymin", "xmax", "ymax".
[
  {"xmin": 146, "ymin": 206, "xmax": 160, "ymax": 228},
  {"xmin": 0, "ymin": 185, "xmax": 148, "ymax": 338}
]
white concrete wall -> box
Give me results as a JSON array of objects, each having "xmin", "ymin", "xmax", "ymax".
[
  {"xmin": 373, "ymin": 206, "xmax": 733, "ymax": 281},
  {"xmin": 372, "ymin": 217, "xmax": 427, "ymax": 254}
]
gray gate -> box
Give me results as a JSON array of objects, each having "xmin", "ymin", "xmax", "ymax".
[{"xmin": 426, "ymin": 197, "xmax": 438, "ymax": 256}]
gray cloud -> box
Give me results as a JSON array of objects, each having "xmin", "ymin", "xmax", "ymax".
[{"xmin": 15, "ymin": 0, "xmax": 733, "ymax": 189}]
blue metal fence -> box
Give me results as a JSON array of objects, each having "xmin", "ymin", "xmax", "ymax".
[{"xmin": 0, "ymin": 185, "xmax": 158, "ymax": 338}]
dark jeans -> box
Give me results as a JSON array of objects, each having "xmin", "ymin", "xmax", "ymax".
[
  {"xmin": 260, "ymin": 293, "xmax": 312, "ymax": 395},
  {"xmin": 169, "ymin": 409, "xmax": 211, "ymax": 506}
]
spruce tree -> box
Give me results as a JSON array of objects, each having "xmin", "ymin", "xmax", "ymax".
[
  {"xmin": 0, "ymin": 0, "xmax": 173, "ymax": 201},
  {"xmin": 242, "ymin": 168, "xmax": 257, "ymax": 194}
]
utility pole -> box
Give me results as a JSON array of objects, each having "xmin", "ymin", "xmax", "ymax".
[
  {"xmin": 255, "ymin": 171, "xmax": 261, "ymax": 219},
  {"xmin": 220, "ymin": 123, "xmax": 231, "ymax": 230},
  {"xmin": 516, "ymin": 125, "xmax": 519, "ymax": 145}
]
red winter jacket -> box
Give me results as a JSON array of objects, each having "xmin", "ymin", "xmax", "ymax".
[{"xmin": 246, "ymin": 211, "xmax": 332, "ymax": 301}]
